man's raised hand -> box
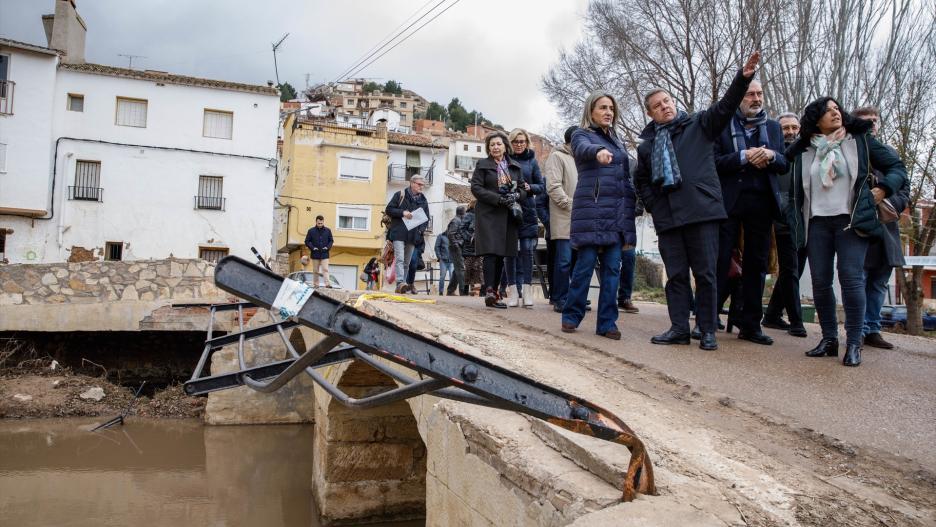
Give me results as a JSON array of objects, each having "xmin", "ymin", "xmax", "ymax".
[{"xmin": 743, "ymin": 50, "xmax": 761, "ymax": 78}]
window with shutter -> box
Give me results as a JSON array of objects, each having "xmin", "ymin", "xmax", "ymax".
[
  {"xmin": 203, "ymin": 109, "xmax": 233, "ymax": 139},
  {"xmin": 338, "ymin": 156, "xmax": 372, "ymax": 181},
  {"xmin": 116, "ymin": 97, "xmax": 147, "ymax": 127},
  {"xmin": 337, "ymin": 205, "xmax": 370, "ymax": 231}
]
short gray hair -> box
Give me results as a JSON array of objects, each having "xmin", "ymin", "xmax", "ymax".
[
  {"xmin": 643, "ymin": 88, "xmax": 670, "ymax": 111},
  {"xmin": 778, "ymin": 112, "xmax": 799, "ymax": 122},
  {"xmin": 410, "ymin": 174, "xmax": 425, "ymax": 183},
  {"xmin": 581, "ymin": 90, "xmax": 619, "ymax": 129}
]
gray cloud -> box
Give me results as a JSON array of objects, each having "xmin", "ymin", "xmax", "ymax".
[{"xmin": 1, "ymin": 0, "xmax": 588, "ymax": 133}]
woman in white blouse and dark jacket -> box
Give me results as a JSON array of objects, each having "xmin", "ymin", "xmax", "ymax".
[{"xmin": 785, "ymin": 97, "xmax": 906, "ymax": 367}]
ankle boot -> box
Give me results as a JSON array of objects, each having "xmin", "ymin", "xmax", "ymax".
[
  {"xmin": 506, "ymin": 285, "xmax": 520, "ymax": 307},
  {"xmin": 843, "ymin": 344, "xmax": 862, "ymax": 366},
  {"xmin": 522, "ymin": 284, "xmax": 534, "ymax": 307},
  {"xmin": 805, "ymin": 338, "xmax": 839, "ymax": 357}
]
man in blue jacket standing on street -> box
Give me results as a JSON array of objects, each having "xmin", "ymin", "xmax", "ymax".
[
  {"xmin": 634, "ymin": 51, "xmax": 760, "ymax": 351},
  {"xmin": 304, "ymin": 215, "xmax": 334, "ymax": 288}
]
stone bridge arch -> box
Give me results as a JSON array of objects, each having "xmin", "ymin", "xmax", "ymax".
[{"xmin": 313, "ymin": 357, "xmax": 426, "ymax": 525}]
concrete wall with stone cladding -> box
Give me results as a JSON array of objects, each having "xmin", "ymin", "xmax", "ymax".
[{"xmin": 0, "ymin": 258, "xmax": 228, "ymax": 331}]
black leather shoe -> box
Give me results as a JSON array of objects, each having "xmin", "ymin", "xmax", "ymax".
[
  {"xmin": 843, "ymin": 344, "xmax": 862, "ymax": 366},
  {"xmin": 762, "ymin": 317, "xmax": 791, "ymax": 330},
  {"xmin": 699, "ymin": 332, "xmax": 718, "ymax": 350},
  {"xmin": 738, "ymin": 330, "xmax": 774, "ymax": 345},
  {"xmin": 651, "ymin": 329, "xmax": 691, "ymax": 345},
  {"xmin": 553, "ymin": 304, "xmax": 563, "ymax": 313},
  {"xmin": 690, "ymin": 325, "xmax": 702, "ymax": 340},
  {"xmin": 788, "ymin": 325, "xmax": 808, "ymax": 338},
  {"xmin": 805, "ymin": 338, "xmax": 839, "ymax": 357},
  {"xmin": 863, "ymin": 332, "xmax": 893, "ymax": 349}
]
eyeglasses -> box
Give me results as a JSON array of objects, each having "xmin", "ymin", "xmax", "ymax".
[{"xmin": 511, "ymin": 140, "xmax": 527, "ymax": 145}]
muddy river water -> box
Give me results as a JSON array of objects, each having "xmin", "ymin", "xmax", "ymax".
[{"xmin": 0, "ymin": 418, "xmax": 422, "ymax": 527}]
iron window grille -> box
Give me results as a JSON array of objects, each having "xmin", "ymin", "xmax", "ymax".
[
  {"xmin": 105, "ymin": 242, "xmax": 123, "ymax": 261},
  {"xmin": 387, "ymin": 164, "xmax": 434, "ymax": 184},
  {"xmin": 71, "ymin": 160, "xmax": 102, "ymax": 201},
  {"xmin": 196, "ymin": 176, "xmax": 225, "ymax": 210}
]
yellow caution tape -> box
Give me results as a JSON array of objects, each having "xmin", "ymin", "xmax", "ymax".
[{"xmin": 354, "ymin": 293, "xmax": 437, "ymax": 308}]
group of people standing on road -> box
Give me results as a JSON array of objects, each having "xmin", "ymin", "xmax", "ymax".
[{"xmin": 460, "ymin": 49, "xmax": 907, "ymax": 368}]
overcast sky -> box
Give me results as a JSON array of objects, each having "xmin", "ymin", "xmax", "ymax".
[{"xmin": 1, "ymin": 0, "xmax": 588, "ymax": 134}]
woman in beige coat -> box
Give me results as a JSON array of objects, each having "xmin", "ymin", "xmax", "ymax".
[{"xmin": 544, "ymin": 126, "xmax": 579, "ymax": 312}]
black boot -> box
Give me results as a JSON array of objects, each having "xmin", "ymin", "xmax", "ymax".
[
  {"xmin": 843, "ymin": 344, "xmax": 862, "ymax": 366},
  {"xmin": 651, "ymin": 328, "xmax": 691, "ymax": 345},
  {"xmin": 805, "ymin": 338, "xmax": 839, "ymax": 357}
]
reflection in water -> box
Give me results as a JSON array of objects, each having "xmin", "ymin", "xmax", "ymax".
[{"xmin": 0, "ymin": 419, "xmax": 319, "ymax": 527}]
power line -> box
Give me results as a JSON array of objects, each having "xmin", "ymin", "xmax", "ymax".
[
  {"xmin": 331, "ymin": 0, "xmax": 450, "ymax": 84},
  {"xmin": 341, "ymin": 0, "xmax": 461, "ymax": 81},
  {"xmin": 331, "ymin": 0, "xmax": 436, "ymax": 84}
]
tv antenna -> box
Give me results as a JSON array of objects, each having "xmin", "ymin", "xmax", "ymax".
[
  {"xmin": 271, "ymin": 33, "xmax": 289, "ymax": 86},
  {"xmin": 118, "ymin": 54, "xmax": 147, "ymax": 69}
]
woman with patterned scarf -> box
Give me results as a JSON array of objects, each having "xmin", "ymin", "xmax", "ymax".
[
  {"xmin": 785, "ymin": 97, "xmax": 906, "ymax": 367},
  {"xmin": 470, "ymin": 132, "xmax": 527, "ymax": 308}
]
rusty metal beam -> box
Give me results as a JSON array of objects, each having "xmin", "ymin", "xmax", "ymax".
[{"xmin": 185, "ymin": 256, "xmax": 655, "ymax": 500}]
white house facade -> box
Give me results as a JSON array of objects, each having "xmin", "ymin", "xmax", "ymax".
[
  {"xmin": 0, "ymin": 39, "xmax": 61, "ymax": 264},
  {"xmin": 0, "ymin": 35, "xmax": 280, "ymax": 264}
]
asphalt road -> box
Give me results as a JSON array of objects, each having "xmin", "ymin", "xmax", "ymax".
[{"xmin": 433, "ymin": 295, "xmax": 936, "ymax": 468}]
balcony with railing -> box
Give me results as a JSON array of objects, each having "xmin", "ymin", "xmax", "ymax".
[
  {"xmin": 387, "ymin": 164, "xmax": 434, "ymax": 185},
  {"xmin": 194, "ymin": 195, "xmax": 226, "ymax": 211},
  {"xmin": 0, "ymin": 80, "xmax": 14, "ymax": 115},
  {"xmin": 69, "ymin": 186, "xmax": 103, "ymax": 202}
]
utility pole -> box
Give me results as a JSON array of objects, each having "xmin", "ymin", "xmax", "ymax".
[
  {"xmin": 271, "ymin": 33, "xmax": 289, "ymax": 86},
  {"xmin": 118, "ymin": 54, "xmax": 146, "ymax": 69}
]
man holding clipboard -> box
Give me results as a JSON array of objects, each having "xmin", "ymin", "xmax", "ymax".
[{"xmin": 385, "ymin": 175, "xmax": 431, "ymax": 294}]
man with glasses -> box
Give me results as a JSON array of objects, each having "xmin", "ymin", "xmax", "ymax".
[{"xmin": 385, "ymin": 175, "xmax": 431, "ymax": 294}]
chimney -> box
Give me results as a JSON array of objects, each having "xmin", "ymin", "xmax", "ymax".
[{"xmin": 43, "ymin": 0, "xmax": 87, "ymax": 64}]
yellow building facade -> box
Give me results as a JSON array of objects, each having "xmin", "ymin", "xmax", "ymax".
[{"xmin": 277, "ymin": 117, "xmax": 389, "ymax": 290}]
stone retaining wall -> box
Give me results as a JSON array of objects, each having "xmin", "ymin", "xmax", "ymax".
[{"xmin": 0, "ymin": 258, "xmax": 221, "ymax": 306}]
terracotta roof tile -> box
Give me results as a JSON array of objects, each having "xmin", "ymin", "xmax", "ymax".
[
  {"xmin": 387, "ymin": 131, "xmax": 440, "ymax": 148},
  {"xmin": 445, "ymin": 183, "xmax": 473, "ymax": 204},
  {"xmin": 58, "ymin": 62, "xmax": 279, "ymax": 95}
]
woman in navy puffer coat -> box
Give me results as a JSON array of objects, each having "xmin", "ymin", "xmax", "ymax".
[
  {"xmin": 561, "ymin": 90, "xmax": 637, "ymax": 340},
  {"xmin": 505, "ymin": 128, "xmax": 545, "ymax": 307}
]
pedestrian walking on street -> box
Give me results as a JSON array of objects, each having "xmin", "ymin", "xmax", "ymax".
[
  {"xmin": 445, "ymin": 206, "xmax": 467, "ymax": 295},
  {"xmin": 385, "ymin": 175, "xmax": 431, "ymax": 294},
  {"xmin": 713, "ymin": 79, "xmax": 789, "ymax": 346},
  {"xmin": 460, "ymin": 202, "xmax": 482, "ymax": 295},
  {"xmin": 634, "ymin": 51, "xmax": 761, "ymax": 352},
  {"xmin": 853, "ymin": 106, "xmax": 910, "ymax": 350},
  {"xmin": 363, "ymin": 257, "xmax": 380, "ymax": 290},
  {"xmin": 506, "ymin": 128, "xmax": 544, "ymax": 308},
  {"xmin": 435, "ymin": 230, "xmax": 454, "ymax": 295},
  {"xmin": 561, "ymin": 91, "xmax": 637, "ymax": 340},
  {"xmin": 786, "ymin": 97, "xmax": 906, "ymax": 366},
  {"xmin": 304, "ymin": 215, "xmax": 334, "ymax": 288},
  {"xmin": 763, "ymin": 112, "xmax": 808, "ymax": 337},
  {"xmin": 471, "ymin": 132, "xmax": 526, "ymax": 309},
  {"xmin": 544, "ymin": 126, "xmax": 579, "ymax": 313}
]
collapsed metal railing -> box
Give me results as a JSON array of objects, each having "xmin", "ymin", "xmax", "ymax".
[{"xmin": 185, "ymin": 256, "xmax": 655, "ymax": 501}]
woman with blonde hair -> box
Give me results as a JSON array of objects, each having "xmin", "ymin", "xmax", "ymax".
[
  {"xmin": 561, "ymin": 91, "xmax": 637, "ymax": 339},
  {"xmin": 505, "ymin": 128, "xmax": 544, "ymax": 307}
]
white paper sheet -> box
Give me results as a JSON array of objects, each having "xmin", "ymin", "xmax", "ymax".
[{"xmin": 403, "ymin": 207, "xmax": 428, "ymax": 231}]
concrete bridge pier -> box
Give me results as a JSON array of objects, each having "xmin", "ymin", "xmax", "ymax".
[{"xmin": 312, "ymin": 359, "xmax": 426, "ymax": 525}]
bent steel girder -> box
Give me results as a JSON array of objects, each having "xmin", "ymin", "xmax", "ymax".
[{"xmin": 186, "ymin": 256, "xmax": 655, "ymax": 500}]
